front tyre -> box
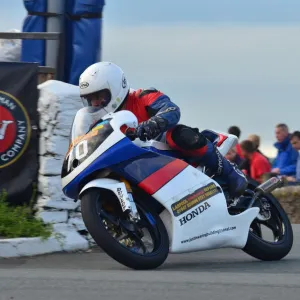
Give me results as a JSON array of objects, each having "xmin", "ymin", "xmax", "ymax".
[{"xmin": 80, "ymin": 188, "xmax": 170, "ymax": 270}]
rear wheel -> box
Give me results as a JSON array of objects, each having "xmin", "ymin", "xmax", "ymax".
[
  {"xmin": 238, "ymin": 180, "xmax": 293, "ymax": 261},
  {"xmin": 80, "ymin": 188, "xmax": 170, "ymax": 270}
]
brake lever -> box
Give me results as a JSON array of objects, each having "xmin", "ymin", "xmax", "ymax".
[{"xmin": 125, "ymin": 128, "xmax": 137, "ymax": 141}]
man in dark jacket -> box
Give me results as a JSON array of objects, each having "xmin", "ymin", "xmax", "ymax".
[{"xmin": 271, "ymin": 124, "xmax": 298, "ymax": 176}]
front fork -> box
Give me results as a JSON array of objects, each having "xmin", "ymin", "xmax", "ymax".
[{"xmin": 120, "ymin": 177, "xmax": 141, "ymax": 223}]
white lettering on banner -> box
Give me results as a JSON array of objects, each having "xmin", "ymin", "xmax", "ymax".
[
  {"xmin": 0, "ymin": 96, "xmax": 16, "ymax": 110},
  {"xmin": 10, "ymin": 139, "xmax": 23, "ymax": 152},
  {"xmin": 179, "ymin": 202, "xmax": 211, "ymax": 226},
  {"xmin": 18, "ymin": 121, "xmax": 26, "ymax": 134},
  {"xmin": 0, "ymin": 120, "xmax": 27, "ymax": 162},
  {"xmin": 1, "ymin": 154, "xmax": 8, "ymax": 161}
]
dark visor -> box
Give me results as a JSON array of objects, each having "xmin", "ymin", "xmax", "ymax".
[{"xmin": 83, "ymin": 89, "xmax": 111, "ymax": 107}]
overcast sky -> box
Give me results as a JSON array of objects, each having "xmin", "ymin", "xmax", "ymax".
[{"xmin": 1, "ymin": 0, "xmax": 300, "ymax": 157}]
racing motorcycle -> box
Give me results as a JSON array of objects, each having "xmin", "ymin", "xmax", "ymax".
[{"xmin": 61, "ymin": 109, "xmax": 293, "ymax": 270}]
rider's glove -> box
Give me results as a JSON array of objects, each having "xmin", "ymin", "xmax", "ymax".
[{"xmin": 136, "ymin": 116, "xmax": 168, "ymax": 141}]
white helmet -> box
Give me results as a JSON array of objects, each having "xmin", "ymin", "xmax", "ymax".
[{"xmin": 79, "ymin": 61, "xmax": 129, "ymax": 114}]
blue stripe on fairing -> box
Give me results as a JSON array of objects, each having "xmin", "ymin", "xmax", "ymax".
[
  {"xmin": 63, "ymin": 138, "xmax": 187, "ymax": 200},
  {"xmin": 142, "ymin": 146, "xmax": 184, "ymax": 159},
  {"xmin": 63, "ymin": 137, "xmax": 147, "ymax": 199},
  {"xmin": 110, "ymin": 151, "xmax": 176, "ymax": 184}
]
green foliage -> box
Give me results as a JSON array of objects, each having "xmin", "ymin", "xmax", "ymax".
[{"xmin": 0, "ymin": 189, "xmax": 52, "ymax": 239}]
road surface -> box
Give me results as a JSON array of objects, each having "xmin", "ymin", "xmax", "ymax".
[{"xmin": 0, "ymin": 225, "xmax": 299, "ymax": 300}]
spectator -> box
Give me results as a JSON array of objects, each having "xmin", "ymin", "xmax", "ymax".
[
  {"xmin": 238, "ymin": 134, "xmax": 266, "ymax": 176},
  {"xmin": 240, "ymin": 140, "xmax": 271, "ymax": 183},
  {"xmin": 228, "ymin": 125, "xmax": 244, "ymax": 159},
  {"xmin": 284, "ymin": 131, "xmax": 300, "ymax": 184},
  {"xmin": 247, "ymin": 134, "xmax": 269, "ymax": 162},
  {"xmin": 271, "ymin": 124, "xmax": 298, "ymax": 176}
]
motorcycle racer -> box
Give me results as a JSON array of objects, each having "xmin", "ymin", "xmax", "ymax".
[{"xmin": 78, "ymin": 61, "xmax": 248, "ymax": 199}]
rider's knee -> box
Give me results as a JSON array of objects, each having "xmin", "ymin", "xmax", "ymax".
[{"xmin": 167, "ymin": 124, "xmax": 207, "ymax": 150}]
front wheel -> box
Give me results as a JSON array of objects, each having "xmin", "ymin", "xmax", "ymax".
[
  {"xmin": 242, "ymin": 179, "xmax": 293, "ymax": 261},
  {"xmin": 80, "ymin": 188, "xmax": 170, "ymax": 270}
]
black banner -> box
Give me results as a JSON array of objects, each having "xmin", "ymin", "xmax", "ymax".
[{"xmin": 0, "ymin": 62, "xmax": 39, "ymax": 206}]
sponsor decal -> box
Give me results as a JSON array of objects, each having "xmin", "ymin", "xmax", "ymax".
[
  {"xmin": 171, "ymin": 182, "xmax": 221, "ymax": 217},
  {"xmin": 179, "ymin": 201, "xmax": 211, "ymax": 226},
  {"xmin": 91, "ymin": 121, "xmax": 109, "ymax": 132},
  {"xmin": 117, "ymin": 187, "xmax": 127, "ymax": 211},
  {"xmin": 181, "ymin": 226, "xmax": 237, "ymax": 244},
  {"xmin": 80, "ymin": 82, "xmax": 89, "ymax": 89},
  {"xmin": 122, "ymin": 75, "xmax": 127, "ymax": 88},
  {"xmin": 0, "ymin": 91, "xmax": 31, "ymax": 168}
]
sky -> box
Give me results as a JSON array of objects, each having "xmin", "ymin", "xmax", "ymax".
[{"xmin": 1, "ymin": 0, "xmax": 300, "ymax": 157}]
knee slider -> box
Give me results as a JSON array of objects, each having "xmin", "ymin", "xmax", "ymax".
[{"xmin": 171, "ymin": 125, "xmax": 207, "ymax": 150}]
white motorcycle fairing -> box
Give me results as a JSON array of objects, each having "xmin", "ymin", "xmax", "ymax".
[
  {"xmin": 79, "ymin": 169, "xmax": 259, "ymax": 253},
  {"xmin": 156, "ymin": 168, "xmax": 259, "ymax": 253},
  {"xmin": 70, "ymin": 109, "xmax": 259, "ymax": 254},
  {"xmin": 79, "ymin": 178, "xmax": 140, "ymax": 220}
]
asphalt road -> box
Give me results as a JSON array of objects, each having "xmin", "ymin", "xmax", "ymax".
[{"xmin": 0, "ymin": 225, "xmax": 299, "ymax": 300}]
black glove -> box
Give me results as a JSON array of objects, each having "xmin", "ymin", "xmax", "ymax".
[{"xmin": 136, "ymin": 116, "xmax": 168, "ymax": 141}]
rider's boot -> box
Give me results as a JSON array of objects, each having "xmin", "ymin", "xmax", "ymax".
[{"xmin": 166, "ymin": 125, "xmax": 248, "ymax": 199}]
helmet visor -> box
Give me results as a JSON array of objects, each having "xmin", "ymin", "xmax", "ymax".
[{"xmin": 81, "ymin": 89, "xmax": 112, "ymax": 113}]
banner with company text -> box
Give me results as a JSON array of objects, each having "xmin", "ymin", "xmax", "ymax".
[{"xmin": 0, "ymin": 62, "xmax": 39, "ymax": 206}]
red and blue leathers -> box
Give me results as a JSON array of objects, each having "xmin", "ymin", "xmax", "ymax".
[
  {"xmin": 122, "ymin": 87, "xmax": 180, "ymax": 130},
  {"xmin": 121, "ymin": 87, "xmax": 248, "ymax": 199}
]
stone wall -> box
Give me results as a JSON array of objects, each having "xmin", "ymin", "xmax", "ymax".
[
  {"xmin": 272, "ymin": 186, "xmax": 300, "ymax": 224},
  {"xmin": 36, "ymin": 80, "xmax": 93, "ymax": 246}
]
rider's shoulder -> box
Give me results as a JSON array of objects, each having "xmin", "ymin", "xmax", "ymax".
[{"xmin": 130, "ymin": 87, "xmax": 160, "ymax": 98}]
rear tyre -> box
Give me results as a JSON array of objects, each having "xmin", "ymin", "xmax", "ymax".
[{"xmin": 242, "ymin": 180, "xmax": 293, "ymax": 261}]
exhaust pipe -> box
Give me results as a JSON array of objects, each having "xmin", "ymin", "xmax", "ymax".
[
  {"xmin": 247, "ymin": 176, "xmax": 284, "ymax": 209},
  {"xmin": 255, "ymin": 176, "xmax": 284, "ymax": 195}
]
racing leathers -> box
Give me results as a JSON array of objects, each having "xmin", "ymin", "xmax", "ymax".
[{"xmin": 121, "ymin": 87, "xmax": 248, "ymax": 199}]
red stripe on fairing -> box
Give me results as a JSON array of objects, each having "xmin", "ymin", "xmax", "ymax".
[
  {"xmin": 138, "ymin": 159, "xmax": 188, "ymax": 195},
  {"xmin": 217, "ymin": 134, "xmax": 228, "ymax": 147}
]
